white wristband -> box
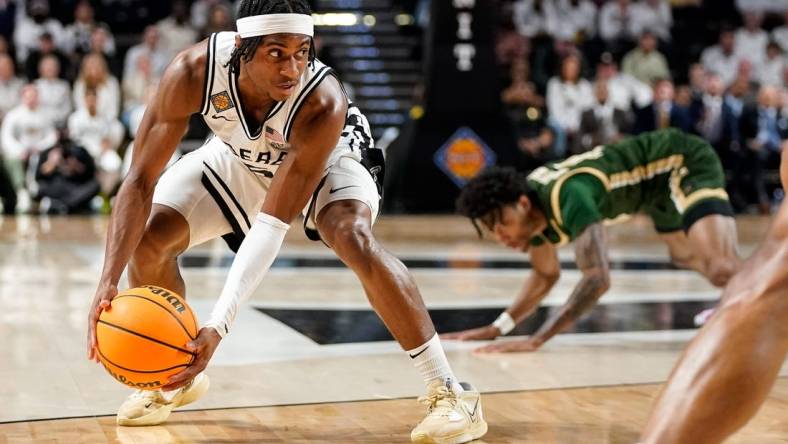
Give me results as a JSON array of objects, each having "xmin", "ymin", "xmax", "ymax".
[
  {"xmin": 205, "ymin": 212, "xmax": 290, "ymax": 337},
  {"xmin": 492, "ymin": 312, "xmax": 516, "ymax": 335}
]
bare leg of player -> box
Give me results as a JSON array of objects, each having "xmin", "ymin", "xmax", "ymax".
[
  {"xmin": 128, "ymin": 204, "xmax": 190, "ymax": 296},
  {"xmin": 317, "ymin": 199, "xmax": 488, "ymax": 443},
  {"xmin": 316, "ymin": 200, "xmax": 434, "ymax": 348},
  {"xmin": 642, "ymin": 152, "xmax": 788, "ymax": 443}
]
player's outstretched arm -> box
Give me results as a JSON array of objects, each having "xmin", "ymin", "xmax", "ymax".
[
  {"xmin": 441, "ymin": 242, "xmax": 561, "ymax": 342},
  {"xmin": 163, "ymin": 76, "xmax": 348, "ymax": 389},
  {"xmin": 87, "ymin": 43, "xmax": 206, "ymax": 362},
  {"xmin": 477, "ymin": 223, "xmax": 610, "ymax": 353}
]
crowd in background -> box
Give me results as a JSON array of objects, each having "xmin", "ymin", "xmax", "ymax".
[
  {"xmin": 0, "ymin": 0, "xmax": 235, "ymax": 214},
  {"xmin": 497, "ymin": 0, "xmax": 788, "ymax": 213}
]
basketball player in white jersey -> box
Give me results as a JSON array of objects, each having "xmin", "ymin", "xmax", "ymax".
[
  {"xmin": 640, "ymin": 149, "xmax": 788, "ymax": 442},
  {"xmin": 85, "ymin": 2, "xmax": 487, "ymax": 443}
]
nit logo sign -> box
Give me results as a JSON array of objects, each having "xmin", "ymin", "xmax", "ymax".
[{"xmin": 434, "ymin": 127, "xmax": 496, "ymax": 187}]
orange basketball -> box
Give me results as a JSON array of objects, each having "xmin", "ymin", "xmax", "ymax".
[{"xmin": 96, "ymin": 285, "xmax": 197, "ymax": 390}]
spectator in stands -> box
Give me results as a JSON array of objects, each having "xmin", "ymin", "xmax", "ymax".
[
  {"xmin": 34, "ymin": 55, "xmax": 70, "ymax": 125},
  {"xmin": 72, "ymin": 53, "xmax": 119, "ymax": 119},
  {"xmin": 551, "ymin": 0, "xmax": 597, "ymax": 42},
  {"xmin": 578, "ymin": 80, "xmax": 633, "ymax": 152},
  {"xmin": 622, "ymin": 31, "xmax": 671, "ymax": 86},
  {"xmin": 701, "ymin": 27, "xmax": 740, "ymax": 87},
  {"xmin": 599, "ymin": 0, "xmax": 640, "ymax": 55},
  {"xmin": 595, "ymin": 52, "xmax": 652, "ymax": 112},
  {"xmin": 0, "ymin": 54, "xmax": 23, "ymax": 121},
  {"xmin": 67, "ymin": 87, "xmax": 123, "ymax": 197},
  {"xmin": 725, "ymin": 75, "xmax": 755, "ymax": 120},
  {"xmin": 735, "ymin": 12, "xmax": 769, "ymax": 66},
  {"xmin": 123, "ymin": 26, "xmax": 170, "ymax": 80},
  {"xmin": 688, "ymin": 63, "xmax": 706, "ymax": 101},
  {"xmin": 0, "ymin": 84, "xmax": 57, "ymax": 194},
  {"xmin": 157, "ymin": 0, "xmax": 198, "ymax": 56},
  {"xmin": 693, "ymin": 72, "xmax": 739, "ymax": 152},
  {"xmin": 122, "ymin": 53, "xmax": 158, "ymax": 128},
  {"xmin": 23, "ymin": 32, "xmax": 69, "ymax": 80},
  {"xmin": 634, "ymin": 78, "xmax": 693, "ymax": 133},
  {"xmin": 191, "ymin": 0, "xmax": 234, "ymax": 32},
  {"xmin": 200, "ymin": 3, "xmax": 234, "ymax": 39},
  {"xmin": 63, "ymin": 0, "xmax": 115, "ymax": 57},
  {"xmin": 34, "ymin": 135, "xmax": 99, "ymax": 214},
  {"xmin": 512, "ymin": 0, "xmax": 556, "ymax": 39},
  {"xmin": 12, "ymin": 0, "xmax": 64, "ymax": 64},
  {"xmin": 501, "ymin": 58, "xmax": 545, "ymax": 110},
  {"xmin": 495, "ymin": 8, "xmax": 530, "ymax": 68},
  {"xmin": 740, "ymin": 85, "xmax": 788, "ymax": 213},
  {"xmin": 772, "ymin": 11, "xmax": 788, "ymax": 52},
  {"xmin": 758, "ymin": 40, "xmax": 785, "ymax": 87},
  {"xmin": 633, "ymin": 0, "xmax": 673, "ymax": 43},
  {"xmin": 86, "ymin": 26, "xmax": 120, "ymax": 78},
  {"xmin": 546, "ymin": 53, "xmax": 593, "ymax": 148}
]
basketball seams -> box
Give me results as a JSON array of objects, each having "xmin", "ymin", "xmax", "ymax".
[
  {"xmin": 97, "ymin": 319, "xmax": 196, "ymax": 356},
  {"xmin": 97, "ymin": 347, "xmax": 189, "ymax": 374},
  {"xmin": 112, "ymin": 293, "xmax": 196, "ymax": 340}
]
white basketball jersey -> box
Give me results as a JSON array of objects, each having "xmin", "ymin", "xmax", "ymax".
[{"xmin": 198, "ymin": 32, "xmax": 373, "ymax": 179}]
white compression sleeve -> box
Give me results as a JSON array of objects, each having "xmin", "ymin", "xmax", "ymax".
[{"xmin": 205, "ymin": 212, "xmax": 289, "ymax": 337}]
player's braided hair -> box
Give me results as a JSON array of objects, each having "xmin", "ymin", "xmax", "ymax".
[
  {"xmin": 225, "ymin": 0, "xmax": 315, "ymax": 73},
  {"xmin": 456, "ymin": 166, "xmax": 532, "ymax": 237}
]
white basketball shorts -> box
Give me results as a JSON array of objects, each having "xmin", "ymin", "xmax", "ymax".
[{"xmin": 152, "ymin": 137, "xmax": 380, "ymax": 249}]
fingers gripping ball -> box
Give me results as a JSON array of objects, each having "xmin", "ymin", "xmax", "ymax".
[{"xmin": 96, "ymin": 285, "xmax": 198, "ymax": 390}]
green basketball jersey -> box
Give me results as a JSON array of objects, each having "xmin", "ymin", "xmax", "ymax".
[{"xmin": 526, "ymin": 129, "xmax": 728, "ymax": 246}]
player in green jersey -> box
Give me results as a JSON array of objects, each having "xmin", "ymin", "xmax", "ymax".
[{"xmin": 442, "ymin": 129, "xmax": 740, "ymax": 352}]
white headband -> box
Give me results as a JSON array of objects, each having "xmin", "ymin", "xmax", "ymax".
[{"xmin": 236, "ymin": 13, "xmax": 314, "ymax": 38}]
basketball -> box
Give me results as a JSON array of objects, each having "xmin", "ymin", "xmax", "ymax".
[{"xmin": 96, "ymin": 285, "xmax": 197, "ymax": 390}]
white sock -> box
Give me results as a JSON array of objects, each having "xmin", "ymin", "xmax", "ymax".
[{"xmin": 406, "ymin": 334, "xmax": 464, "ymax": 394}]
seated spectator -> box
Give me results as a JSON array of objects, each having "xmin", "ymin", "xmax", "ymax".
[
  {"xmin": 67, "ymin": 87, "xmax": 123, "ymax": 197},
  {"xmin": 595, "ymin": 52, "xmax": 652, "ymax": 111},
  {"xmin": 634, "ymin": 78, "xmax": 693, "ymax": 133},
  {"xmin": 735, "ymin": 12, "xmax": 769, "ymax": 66},
  {"xmin": 599, "ymin": 0, "xmax": 640, "ymax": 55},
  {"xmin": 739, "ymin": 85, "xmax": 788, "ymax": 213},
  {"xmin": 157, "ymin": 0, "xmax": 198, "ymax": 55},
  {"xmin": 546, "ymin": 53, "xmax": 593, "ymax": 148},
  {"xmin": 34, "ymin": 137, "xmax": 99, "ymax": 214},
  {"xmin": 0, "ymin": 84, "xmax": 57, "ymax": 194},
  {"xmin": 495, "ymin": 10, "xmax": 530, "ymax": 68},
  {"xmin": 0, "ymin": 54, "xmax": 23, "ymax": 121},
  {"xmin": 701, "ymin": 27, "xmax": 740, "ymax": 87},
  {"xmin": 578, "ymin": 80, "xmax": 633, "ymax": 152},
  {"xmin": 34, "ymin": 55, "xmax": 70, "ymax": 125},
  {"xmin": 191, "ymin": 0, "xmax": 234, "ymax": 32},
  {"xmin": 12, "ymin": 0, "xmax": 65, "ymax": 64},
  {"xmin": 86, "ymin": 26, "xmax": 121, "ymax": 79},
  {"xmin": 122, "ymin": 54, "xmax": 158, "ymax": 127},
  {"xmin": 725, "ymin": 75, "xmax": 755, "ymax": 120},
  {"xmin": 510, "ymin": 105, "xmax": 559, "ymax": 171},
  {"xmin": 200, "ymin": 3, "xmax": 234, "ymax": 39},
  {"xmin": 63, "ymin": 0, "xmax": 115, "ymax": 57},
  {"xmin": 622, "ymin": 31, "xmax": 670, "ymax": 85},
  {"xmin": 72, "ymin": 53, "xmax": 120, "ymax": 119},
  {"xmin": 512, "ymin": 0, "xmax": 556, "ymax": 39},
  {"xmin": 24, "ymin": 32, "xmax": 69, "ymax": 80},
  {"xmin": 501, "ymin": 59, "xmax": 544, "ymax": 109},
  {"xmin": 123, "ymin": 26, "xmax": 171, "ymax": 80},
  {"xmin": 688, "ymin": 63, "xmax": 706, "ymax": 101},
  {"xmin": 551, "ymin": 0, "xmax": 597, "ymax": 42},
  {"xmin": 772, "ymin": 11, "xmax": 788, "ymax": 52},
  {"xmin": 632, "ymin": 0, "xmax": 672, "ymax": 43},
  {"xmin": 758, "ymin": 40, "xmax": 785, "ymax": 87}
]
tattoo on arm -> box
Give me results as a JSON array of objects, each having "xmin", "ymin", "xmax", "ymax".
[{"xmin": 535, "ymin": 224, "xmax": 610, "ymax": 340}]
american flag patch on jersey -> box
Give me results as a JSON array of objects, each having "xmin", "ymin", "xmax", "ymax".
[{"xmin": 265, "ymin": 126, "xmax": 285, "ymax": 148}]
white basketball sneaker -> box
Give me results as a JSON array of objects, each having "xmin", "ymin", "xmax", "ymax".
[
  {"xmin": 411, "ymin": 381, "xmax": 488, "ymax": 444},
  {"xmin": 116, "ymin": 373, "xmax": 210, "ymax": 426}
]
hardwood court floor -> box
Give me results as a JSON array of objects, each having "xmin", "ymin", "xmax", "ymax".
[{"xmin": 3, "ymin": 379, "xmax": 787, "ymax": 444}]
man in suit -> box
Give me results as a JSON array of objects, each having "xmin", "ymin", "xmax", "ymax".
[
  {"xmin": 634, "ymin": 78, "xmax": 694, "ymax": 134},
  {"xmin": 577, "ymin": 79, "xmax": 633, "ymax": 152}
]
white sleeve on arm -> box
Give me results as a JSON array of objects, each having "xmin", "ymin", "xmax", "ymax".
[{"xmin": 204, "ymin": 212, "xmax": 290, "ymax": 337}]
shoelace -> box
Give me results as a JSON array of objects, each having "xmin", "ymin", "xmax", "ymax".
[{"xmin": 417, "ymin": 386, "xmax": 458, "ymax": 414}]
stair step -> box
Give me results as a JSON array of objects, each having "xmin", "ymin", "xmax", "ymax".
[
  {"xmin": 354, "ymin": 98, "xmax": 411, "ymax": 111},
  {"xmin": 344, "ymin": 72, "xmax": 421, "ymax": 84},
  {"xmin": 317, "ymin": 0, "xmax": 393, "ymax": 10},
  {"xmin": 355, "ymin": 85, "xmax": 414, "ymax": 97},
  {"xmin": 331, "ymin": 46, "xmax": 412, "ymax": 59},
  {"xmin": 320, "ymin": 34, "xmax": 420, "ymax": 46},
  {"xmin": 336, "ymin": 59, "xmax": 420, "ymax": 71}
]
